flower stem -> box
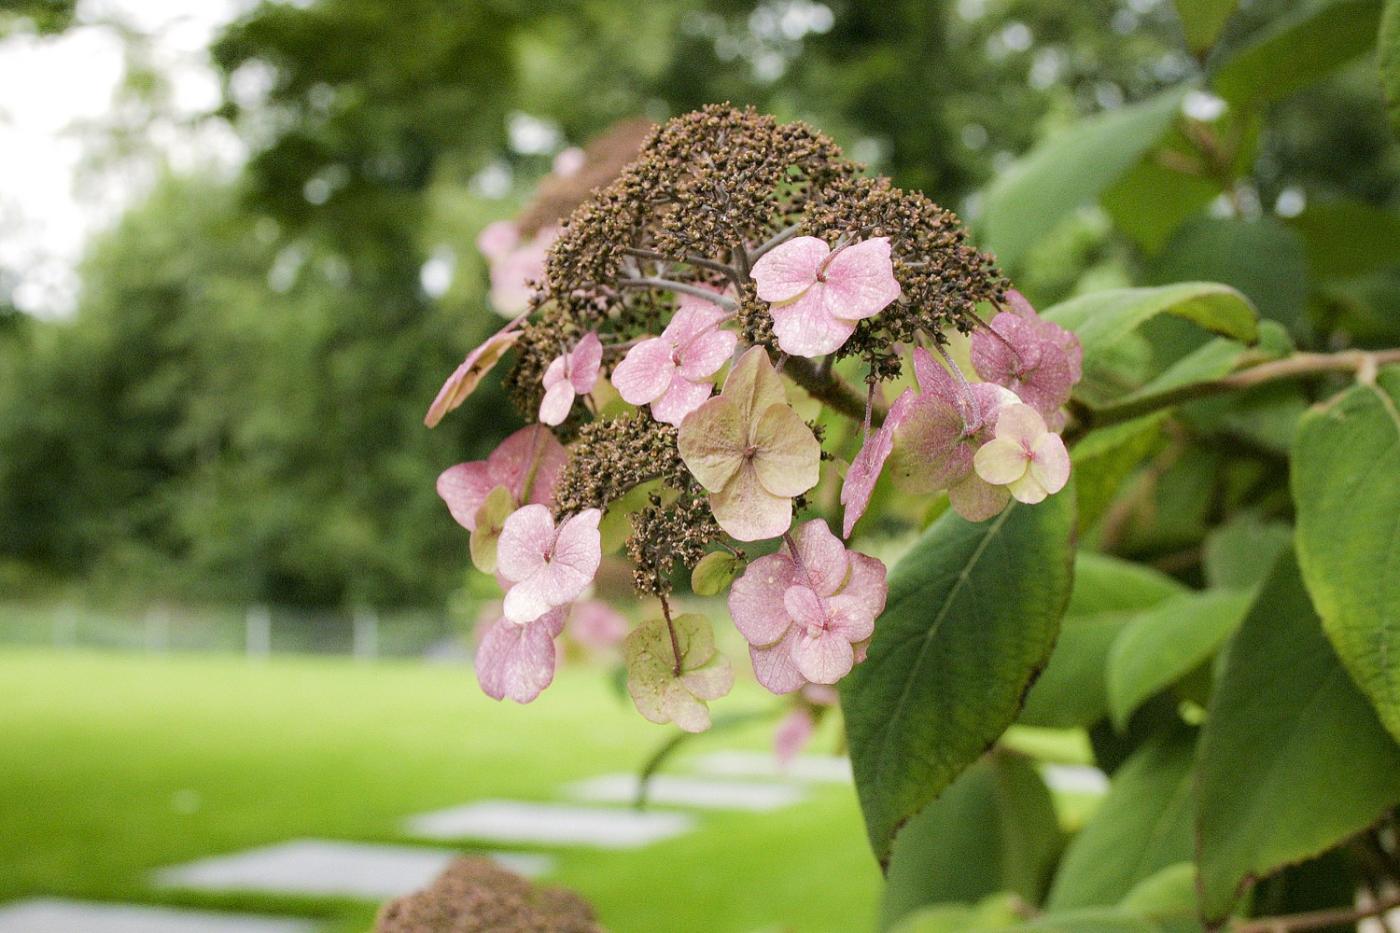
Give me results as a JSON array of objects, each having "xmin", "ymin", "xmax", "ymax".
[
  {"xmin": 1231, "ymin": 891, "xmax": 1400, "ymax": 933},
  {"xmin": 784, "ymin": 356, "xmax": 886, "ymax": 425},
  {"xmin": 620, "ymin": 247, "xmax": 743, "ymax": 286},
  {"xmin": 748, "ymin": 224, "xmax": 802, "ymax": 264},
  {"xmin": 618, "ymin": 276, "xmax": 738, "ymax": 310},
  {"xmin": 659, "ymin": 593, "xmax": 683, "ymax": 677}
]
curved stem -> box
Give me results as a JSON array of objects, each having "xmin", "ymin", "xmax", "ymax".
[
  {"xmin": 621, "ymin": 247, "xmax": 743, "ymax": 286},
  {"xmin": 783, "ymin": 356, "xmax": 886, "ymax": 425},
  {"xmin": 618, "ymin": 276, "xmax": 738, "ymax": 310},
  {"xmin": 659, "ymin": 593, "xmax": 682, "ymax": 677},
  {"xmin": 748, "ymin": 224, "xmax": 802, "ymax": 263},
  {"xmin": 1231, "ymin": 891, "xmax": 1400, "ymax": 933}
]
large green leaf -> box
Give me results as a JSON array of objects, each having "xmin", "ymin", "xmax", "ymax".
[
  {"xmin": 1212, "ymin": 0, "xmax": 1384, "ymax": 108},
  {"xmin": 982, "ymin": 88, "xmax": 1187, "ymax": 271},
  {"xmin": 1384, "ymin": 0, "xmax": 1400, "ymax": 135},
  {"xmin": 1196, "ymin": 550, "xmax": 1400, "ymax": 922},
  {"xmin": 842, "ymin": 493, "xmax": 1076, "ymax": 867},
  {"xmin": 1105, "ymin": 589, "xmax": 1254, "ymax": 729},
  {"xmin": 1288, "ymin": 200, "xmax": 1400, "ymax": 278},
  {"xmin": 1069, "ymin": 414, "xmax": 1167, "ymax": 531},
  {"xmin": 1047, "ymin": 728, "xmax": 1197, "ymax": 910},
  {"xmin": 1202, "ymin": 514, "xmax": 1293, "ymax": 589},
  {"xmin": 882, "ymin": 752, "xmax": 1062, "ymax": 929},
  {"xmin": 1174, "ymin": 0, "xmax": 1240, "ymax": 56},
  {"xmin": 1146, "ymin": 218, "xmax": 1309, "ymax": 334},
  {"xmin": 1021, "ymin": 553, "xmax": 1186, "ymax": 729},
  {"xmin": 1292, "ymin": 369, "xmax": 1400, "ymax": 741},
  {"xmin": 1101, "ymin": 159, "xmax": 1221, "ymax": 254}
]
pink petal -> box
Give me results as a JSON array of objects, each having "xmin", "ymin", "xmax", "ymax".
[
  {"xmin": 612, "ymin": 337, "xmax": 676, "ymax": 405},
  {"xmin": 728, "ymin": 553, "xmax": 798, "ymax": 647},
  {"xmin": 1008, "ymin": 471, "xmax": 1051, "ymax": 505},
  {"xmin": 840, "ymin": 389, "xmax": 916, "ymax": 538},
  {"xmin": 502, "ymin": 510, "xmax": 601, "ymax": 621},
  {"xmin": 711, "ymin": 462, "xmax": 795, "ymax": 541},
  {"xmin": 476, "ymin": 220, "xmax": 520, "ymax": 261},
  {"xmin": 835, "ymin": 552, "xmax": 888, "ymax": 619},
  {"xmin": 791, "ymin": 628, "xmax": 855, "ymax": 684},
  {"xmin": 995, "ymin": 403, "xmax": 1048, "ymax": 445},
  {"xmin": 820, "ymin": 237, "xmax": 901, "ymax": 322},
  {"xmin": 650, "ymin": 376, "xmax": 713, "ymax": 427},
  {"xmin": 774, "ymin": 708, "xmax": 816, "ymax": 767},
  {"xmin": 750, "ymin": 629, "xmax": 807, "ymax": 694},
  {"xmin": 948, "ymin": 473, "xmax": 1011, "ymax": 522},
  {"xmin": 792, "ymin": 519, "xmax": 850, "ymax": 598},
  {"xmin": 482, "ymin": 426, "xmax": 566, "ymax": 506},
  {"xmin": 888, "ymin": 394, "xmax": 976, "ymax": 493},
  {"xmin": 973, "ymin": 437, "xmax": 1030, "ymax": 486},
  {"xmin": 750, "ymin": 403, "xmax": 822, "ymax": 497},
  {"xmin": 550, "ymin": 509, "xmax": 603, "ymax": 583},
  {"xmin": 1030, "ymin": 432, "xmax": 1071, "ymax": 494},
  {"xmin": 569, "ymin": 600, "xmax": 628, "ymax": 652},
  {"xmin": 542, "ymin": 354, "xmax": 568, "ymax": 390},
  {"xmin": 770, "ymin": 288, "xmax": 857, "ymax": 357},
  {"xmin": 488, "ymin": 246, "xmax": 545, "ymax": 314},
  {"xmin": 666, "ymin": 299, "xmax": 732, "ymax": 345},
  {"xmin": 750, "ymin": 236, "xmax": 828, "ymax": 302},
  {"xmin": 475, "ymin": 612, "xmax": 563, "ymax": 703},
  {"xmin": 436, "ymin": 461, "xmax": 497, "ymax": 531},
  {"xmin": 676, "ymin": 396, "xmax": 746, "ymax": 490},
  {"xmin": 677, "ymin": 328, "xmax": 737, "ymax": 381},
  {"xmin": 538, "ymin": 379, "xmax": 575, "ymax": 426},
  {"xmin": 424, "ymin": 324, "xmax": 522, "ymax": 427},
  {"xmin": 783, "ymin": 584, "xmax": 828, "ymax": 631},
  {"xmin": 496, "ymin": 504, "xmax": 556, "ymax": 584},
  {"xmin": 568, "ymin": 332, "xmax": 603, "ymax": 394},
  {"xmin": 825, "ymin": 595, "xmax": 876, "ymax": 643}
]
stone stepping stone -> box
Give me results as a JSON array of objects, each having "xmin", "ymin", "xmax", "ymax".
[
  {"xmin": 689, "ymin": 750, "xmax": 853, "ymax": 784},
  {"xmin": 1040, "ymin": 764, "xmax": 1109, "ymax": 795},
  {"xmin": 0, "ymin": 898, "xmax": 317, "ymax": 933},
  {"xmin": 403, "ymin": 800, "xmax": 694, "ymax": 849},
  {"xmin": 153, "ymin": 838, "xmax": 551, "ymax": 900},
  {"xmin": 565, "ymin": 773, "xmax": 805, "ymax": 812}
]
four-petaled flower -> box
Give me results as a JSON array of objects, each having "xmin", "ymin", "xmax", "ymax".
[
  {"xmin": 750, "ymin": 236, "xmax": 901, "ymax": 357},
  {"xmin": 625, "ymin": 614, "xmax": 734, "ymax": 733},
  {"xmin": 611, "ymin": 294, "xmax": 738, "ymax": 426},
  {"xmin": 677, "ymin": 347, "xmax": 820, "ymax": 541},
  {"xmin": 435, "ymin": 425, "xmax": 567, "ymax": 531},
  {"xmin": 539, "ymin": 332, "xmax": 603, "ymax": 426},
  {"xmin": 497, "ymin": 505, "xmax": 603, "ymax": 623},
  {"xmin": 474, "ymin": 607, "xmax": 567, "ymax": 704},
  {"xmin": 888, "ymin": 347, "xmax": 1020, "ymax": 522},
  {"xmin": 970, "ymin": 290, "xmax": 1082, "ymax": 430},
  {"xmin": 727, "ymin": 519, "xmax": 887, "ymax": 693},
  {"xmin": 972, "ymin": 402, "xmax": 1071, "ymax": 505}
]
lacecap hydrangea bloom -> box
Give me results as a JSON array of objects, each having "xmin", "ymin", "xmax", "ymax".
[{"xmin": 425, "ymin": 107, "xmax": 1079, "ymax": 730}]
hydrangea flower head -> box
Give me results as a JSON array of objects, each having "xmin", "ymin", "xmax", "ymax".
[
  {"xmin": 424, "ymin": 314, "xmax": 526, "ymax": 428},
  {"xmin": 972, "ymin": 402, "xmax": 1071, "ymax": 505},
  {"xmin": 474, "ymin": 607, "xmax": 567, "ymax": 704},
  {"xmin": 625, "ymin": 614, "xmax": 734, "ymax": 733},
  {"xmin": 436, "ymin": 425, "xmax": 567, "ymax": 531},
  {"xmin": 677, "ymin": 347, "xmax": 820, "ymax": 541},
  {"xmin": 539, "ymin": 332, "xmax": 603, "ymax": 426},
  {"xmin": 497, "ymin": 505, "xmax": 603, "ymax": 623},
  {"xmin": 750, "ymin": 236, "xmax": 901, "ymax": 357},
  {"xmin": 971, "ymin": 290, "xmax": 1083, "ymax": 428},
  {"xmin": 611, "ymin": 295, "xmax": 737, "ymax": 426},
  {"xmin": 727, "ymin": 519, "xmax": 888, "ymax": 692}
]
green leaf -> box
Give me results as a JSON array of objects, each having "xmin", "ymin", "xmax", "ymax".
[
  {"xmin": 1069, "ymin": 414, "xmax": 1167, "ymax": 532},
  {"xmin": 1292, "ymin": 369, "xmax": 1400, "ymax": 742},
  {"xmin": 1212, "ymin": 0, "xmax": 1384, "ymax": 108},
  {"xmin": 690, "ymin": 550, "xmax": 742, "ymax": 596},
  {"xmin": 1288, "ymin": 200, "xmax": 1400, "ymax": 278},
  {"xmin": 1146, "ymin": 218, "xmax": 1309, "ymax": 334},
  {"xmin": 624, "ymin": 614, "xmax": 734, "ymax": 733},
  {"xmin": 1195, "ymin": 550, "xmax": 1400, "ymax": 922},
  {"xmin": 1203, "ymin": 514, "xmax": 1293, "ymax": 589},
  {"xmin": 842, "ymin": 493, "xmax": 1076, "ymax": 867},
  {"xmin": 1047, "ymin": 728, "xmax": 1197, "ymax": 910},
  {"xmin": 1384, "ymin": 0, "xmax": 1400, "ymax": 135},
  {"xmin": 887, "ymin": 896, "xmax": 1021, "ymax": 933},
  {"xmin": 982, "ymin": 88, "xmax": 1187, "ymax": 271},
  {"xmin": 1021, "ymin": 553, "xmax": 1186, "ymax": 729},
  {"xmin": 882, "ymin": 752, "xmax": 1062, "ymax": 929},
  {"xmin": 1101, "ymin": 158, "xmax": 1221, "ymax": 254},
  {"xmin": 1174, "ymin": 0, "xmax": 1240, "ymax": 56},
  {"xmin": 1106, "ymin": 589, "xmax": 1254, "ymax": 729}
]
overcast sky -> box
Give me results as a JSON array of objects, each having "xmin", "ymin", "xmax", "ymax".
[{"xmin": 0, "ymin": 0, "xmax": 249, "ymax": 317}]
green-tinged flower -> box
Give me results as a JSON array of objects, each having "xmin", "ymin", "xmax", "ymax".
[{"xmin": 624, "ymin": 614, "xmax": 733, "ymax": 733}]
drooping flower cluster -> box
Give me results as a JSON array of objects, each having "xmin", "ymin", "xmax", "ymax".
[{"xmin": 424, "ymin": 106, "xmax": 1079, "ymax": 732}]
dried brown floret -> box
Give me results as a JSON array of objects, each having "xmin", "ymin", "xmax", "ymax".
[{"xmin": 375, "ymin": 856, "xmax": 598, "ymax": 933}]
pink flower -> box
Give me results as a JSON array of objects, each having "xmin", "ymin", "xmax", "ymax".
[
  {"xmin": 483, "ymin": 226, "xmax": 559, "ymax": 316},
  {"xmin": 727, "ymin": 519, "xmax": 888, "ymax": 693},
  {"xmin": 972, "ymin": 403, "xmax": 1071, "ymax": 505},
  {"xmin": 971, "ymin": 290, "xmax": 1082, "ymax": 429},
  {"xmin": 424, "ymin": 313, "xmax": 527, "ymax": 428},
  {"xmin": 475, "ymin": 607, "xmax": 567, "ymax": 704},
  {"xmin": 497, "ymin": 505, "xmax": 603, "ymax": 623},
  {"xmin": 750, "ymin": 236, "xmax": 901, "ymax": 357},
  {"xmin": 840, "ymin": 388, "xmax": 917, "ymax": 538},
  {"xmin": 435, "ymin": 425, "xmax": 568, "ymax": 531},
  {"xmin": 539, "ymin": 332, "xmax": 603, "ymax": 426},
  {"xmin": 611, "ymin": 296, "xmax": 738, "ymax": 426},
  {"xmin": 476, "ymin": 220, "xmax": 521, "ymax": 262},
  {"xmin": 887, "ymin": 347, "xmax": 1020, "ymax": 522},
  {"xmin": 569, "ymin": 599, "xmax": 629, "ymax": 653},
  {"xmin": 774, "ymin": 707, "xmax": 815, "ymax": 768},
  {"xmin": 552, "ymin": 146, "xmax": 586, "ymax": 177}
]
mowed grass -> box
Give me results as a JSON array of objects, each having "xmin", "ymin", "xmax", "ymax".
[{"xmin": 0, "ymin": 648, "xmax": 880, "ymax": 932}]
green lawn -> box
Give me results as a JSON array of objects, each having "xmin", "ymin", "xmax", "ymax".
[{"xmin": 0, "ymin": 648, "xmax": 881, "ymax": 932}]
